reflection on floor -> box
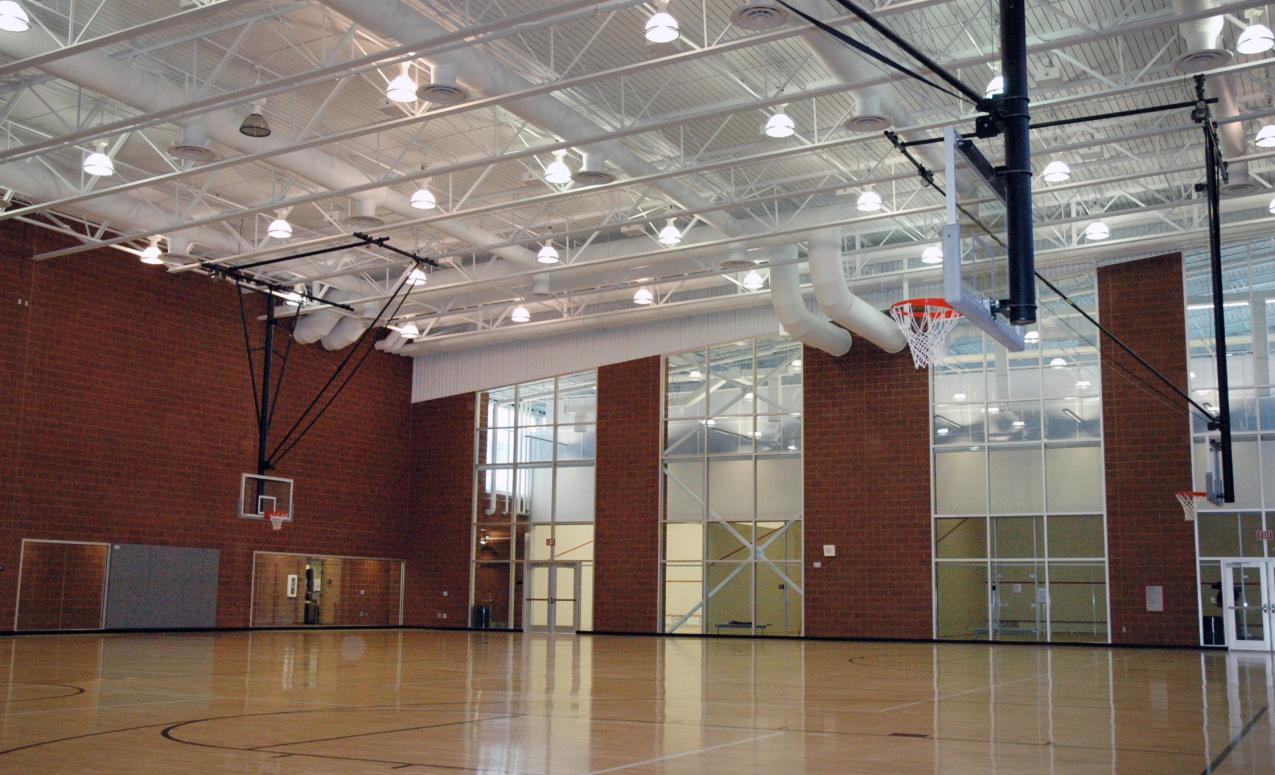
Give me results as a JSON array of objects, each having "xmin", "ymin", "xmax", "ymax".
[{"xmin": 0, "ymin": 629, "xmax": 1272, "ymax": 773}]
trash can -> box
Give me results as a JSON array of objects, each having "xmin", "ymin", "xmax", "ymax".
[{"xmin": 471, "ymin": 604, "xmax": 492, "ymax": 629}]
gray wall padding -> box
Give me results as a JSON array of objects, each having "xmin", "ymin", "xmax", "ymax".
[{"xmin": 104, "ymin": 544, "xmax": 220, "ymax": 629}]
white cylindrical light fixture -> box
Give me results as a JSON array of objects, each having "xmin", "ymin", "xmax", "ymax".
[
  {"xmin": 633, "ymin": 286, "xmax": 655, "ymax": 305},
  {"xmin": 385, "ymin": 63, "xmax": 418, "ymax": 103}
]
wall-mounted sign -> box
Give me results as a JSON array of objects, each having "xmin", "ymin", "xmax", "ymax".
[
  {"xmin": 1258, "ymin": 530, "xmax": 1274, "ymax": 542},
  {"xmin": 286, "ymin": 574, "xmax": 298, "ymax": 598}
]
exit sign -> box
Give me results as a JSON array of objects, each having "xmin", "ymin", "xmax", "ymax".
[{"xmin": 1258, "ymin": 530, "xmax": 1274, "ymax": 542}]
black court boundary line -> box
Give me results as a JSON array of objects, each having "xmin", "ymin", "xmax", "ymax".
[
  {"xmin": 2, "ymin": 624, "xmax": 1227, "ymax": 652},
  {"xmin": 0, "ymin": 682, "xmax": 86, "ymax": 703},
  {"xmin": 1200, "ymin": 704, "xmax": 1268, "ymax": 775},
  {"xmin": 0, "ymin": 688, "xmax": 1240, "ymax": 768}
]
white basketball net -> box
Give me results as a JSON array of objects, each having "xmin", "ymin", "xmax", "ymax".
[
  {"xmin": 1176, "ymin": 491, "xmax": 1205, "ymax": 522},
  {"xmin": 890, "ymin": 299, "xmax": 961, "ymax": 369},
  {"xmin": 267, "ymin": 511, "xmax": 287, "ymax": 530}
]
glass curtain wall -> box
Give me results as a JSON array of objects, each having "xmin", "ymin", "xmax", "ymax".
[
  {"xmin": 932, "ymin": 273, "xmax": 1110, "ymax": 642},
  {"xmin": 473, "ymin": 372, "xmax": 597, "ymax": 630},
  {"xmin": 1186, "ymin": 236, "xmax": 1275, "ymax": 645},
  {"xmin": 661, "ymin": 336, "xmax": 804, "ymax": 636}
]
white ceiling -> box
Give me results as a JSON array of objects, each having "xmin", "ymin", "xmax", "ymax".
[{"xmin": 1, "ymin": 0, "xmax": 1272, "ymax": 355}]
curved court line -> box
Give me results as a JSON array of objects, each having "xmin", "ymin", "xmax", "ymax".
[{"xmin": 0, "ymin": 682, "xmax": 86, "ymax": 703}]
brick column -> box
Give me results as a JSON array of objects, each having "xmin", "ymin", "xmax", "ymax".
[
  {"xmin": 802, "ymin": 344, "xmax": 932, "ymax": 638},
  {"xmin": 1098, "ymin": 253, "xmax": 1197, "ymax": 646},
  {"xmin": 406, "ymin": 393, "xmax": 475, "ymax": 626},
  {"xmin": 592, "ymin": 357, "xmax": 662, "ymax": 632}
]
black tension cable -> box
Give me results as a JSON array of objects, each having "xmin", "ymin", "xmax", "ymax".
[
  {"xmin": 267, "ymin": 268, "xmax": 416, "ymax": 467},
  {"xmin": 882, "ymin": 126, "xmax": 1219, "ymax": 426},
  {"xmin": 773, "ymin": 0, "xmax": 977, "ymax": 106}
]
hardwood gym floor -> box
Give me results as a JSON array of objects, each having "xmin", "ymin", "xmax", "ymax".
[{"xmin": 0, "ymin": 629, "xmax": 1271, "ymax": 773}]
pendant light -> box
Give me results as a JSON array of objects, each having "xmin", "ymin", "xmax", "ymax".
[
  {"xmin": 239, "ymin": 102, "xmax": 271, "ymax": 138},
  {"xmin": 742, "ymin": 269, "xmax": 765, "ymax": 291},
  {"xmin": 645, "ymin": 1, "xmax": 679, "ymax": 44},
  {"xmin": 406, "ymin": 267, "xmax": 428, "ymax": 286},
  {"xmin": 984, "ymin": 74, "xmax": 1004, "ymax": 98},
  {"xmin": 921, "ymin": 244, "xmax": 943, "ymax": 264},
  {"xmin": 657, "ymin": 218, "xmax": 682, "ymax": 245},
  {"xmin": 0, "ymin": 2, "xmax": 29, "ymax": 33},
  {"xmin": 1041, "ymin": 159, "xmax": 1071, "ymax": 183},
  {"xmin": 544, "ymin": 149, "xmax": 572, "ymax": 184},
  {"xmin": 139, "ymin": 238, "xmax": 163, "ymax": 265},
  {"xmin": 1083, "ymin": 221, "xmax": 1109, "ymax": 241},
  {"xmin": 399, "ymin": 321, "xmax": 420, "ymax": 338},
  {"xmin": 385, "ymin": 63, "xmax": 418, "ymax": 103},
  {"xmin": 633, "ymin": 286, "xmax": 655, "ymax": 305},
  {"xmin": 856, "ymin": 189, "xmax": 882, "ymax": 212},
  {"xmin": 1256, "ymin": 124, "xmax": 1275, "ymax": 148},
  {"xmin": 537, "ymin": 234, "xmax": 560, "ymax": 264},
  {"xmin": 763, "ymin": 106, "xmax": 795, "ymax": 138},
  {"xmin": 1237, "ymin": 10, "xmax": 1275, "ymax": 54},
  {"xmin": 410, "ymin": 186, "xmax": 436, "ymax": 210},
  {"xmin": 82, "ymin": 141, "xmax": 114, "ymax": 177},
  {"xmin": 511, "ymin": 305, "xmax": 531, "ymax": 323},
  {"xmin": 267, "ymin": 209, "xmax": 292, "ymax": 239}
]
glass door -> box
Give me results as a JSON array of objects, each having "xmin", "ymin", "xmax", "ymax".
[
  {"xmin": 524, "ymin": 562, "xmax": 580, "ymax": 634},
  {"xmin": 1221, "ymin": 560, "xmax": 1272, "ymax": 652}
]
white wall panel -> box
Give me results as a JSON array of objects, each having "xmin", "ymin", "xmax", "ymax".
[{"xmin": 412, "ymin": 305, "xmax": 782, "ymax": 402}]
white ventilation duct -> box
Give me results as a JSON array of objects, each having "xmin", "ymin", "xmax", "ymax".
[
  {"xmin": 0, "ymin": 24, "xmax": 540, "ymax": 267},
  {"xmin": 375, "ymin": 329, "xmax": 404, "ymax": 352},
  {"xmin": 808, "ymin": 227, "xmax": 906, "ymax": 352},
  {"xmin": 1210, "ymin": 77, "xmax": 1254, "ymax": 196},
  {"xmin": 321, "ymin": 0, "xmax": 736, "ymax": 237},
  {"xmin": 293, "ymin": 289, "xmax": 351, "ymax": 344},
  {"xmin": 0, "ymin": 160, "xmax": 241, "ymax": 254},
  {"xmin": 768, "ymin": 244, "xmax": 851, "ymax": 356},
  {"xmin": 1172, "ymin": 0, "xmax": 1232, "ymax": 72},
  {"xmin": 322, "ymin": 307, "xmax": 375, "ymax": 350}
]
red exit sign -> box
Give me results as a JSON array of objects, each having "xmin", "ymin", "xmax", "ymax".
[{"xmin": 1258, "ymin": 530, "xmax": 1274, "ymax": 542}]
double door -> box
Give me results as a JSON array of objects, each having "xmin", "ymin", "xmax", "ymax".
[
  {"xmin": 1221, "ymin": 560, "xmax": 1275, "ymax": 651},
  {"xmin": 524, "ymin": 561, "xmax": 580, "ymax": 633}
]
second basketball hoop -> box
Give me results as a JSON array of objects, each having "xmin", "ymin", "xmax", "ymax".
[{"xmin": 890, "ymin": 297, "xmax": 961, "ymax": 369}]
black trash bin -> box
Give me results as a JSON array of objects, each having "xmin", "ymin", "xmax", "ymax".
[{"xmin": 472, "ymin": 604, "xmax": 492, "ymax": 629}]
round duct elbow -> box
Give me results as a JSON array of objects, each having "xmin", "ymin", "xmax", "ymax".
[
  {"xmin": 322, "ymin": 316, "xmax": 370, "ymax": 350},
  {"xmin": 168, "ymin": 124, "xmax": 218, "ymax": 163},
  {"xmin": 376, "ymin": 330, "xmax": 403, "ymax": 352},
  {"xmin": 769, "ymin": 244, "xmax": 852, "ymax": 357},
  {"xmin": 294, "ymin": 308, "xmax": 343, "ymax": 344}
]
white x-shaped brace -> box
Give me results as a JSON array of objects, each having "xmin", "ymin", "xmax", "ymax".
[
  {"xmin": 667, "ymin": 349, "xmax": 802, "ymax": 421},
  {"xmin": 664, "ymin": 462, "xmax": 803, "ymax": 633}
]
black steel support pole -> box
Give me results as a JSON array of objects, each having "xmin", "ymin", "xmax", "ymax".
[
  {"xmin": 257, "ymin": 300, "xmax": 276, "ymax": 476},
  {"xmin": 1001, "ymin": 0, "xmax": 1035, "ymax": 325},
  {"xmin": 1203, "ymin": 99, "xmax": 1236, "ymax": 503}
]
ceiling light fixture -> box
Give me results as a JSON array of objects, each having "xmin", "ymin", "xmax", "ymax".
[
  {"xmin": 399, "ymin": 321, "xmax": 420, "ymax": 338},
  {"xmin": 511, "ymin": 305, "xmax": 531, "ymax": 323},
  {"xmin": 921, "ymin": 244, "xmax": 943, "ymax": 264},
  {"xmin": 984, "ymin": 74, "xmax": 1004, "ymax": 98},
  {"xmin": 1041, "ymin": 159, "xmax": 1071, "ymax": 183},
  {"xmin": 239, "ymin": 102, "xmax": 271, "ymax": 138},
  {"xmin": 1269, "ymin": 196, "xmax": 1275, "ymax": 215},
  {"xmin": 856, "ymin": 190, "xmax": 882, "ymax": 212},
  {"xmin": 953, "ymin": 392, "xmax": 967, "ymax": 401},
  {"xmin": 385, "ymin": 63, "xmax": 418, "ymax": 103},
  {"xmin": 544, "ymin": 149, "xmax": 572, "ymax": 185},
  {"xmin": 1237, "ymin": 11, "xmax": 1275, "ymax": 54},
  {"xmin": 689, "ymin": 369, "xmax": 703, "ymax": 380},
  {"xmin": 1256, "ymin": 124, "xmax": 1275, "ymax": 148},
  {"xmin": 1076, "ymin": 379, "xmax": 1092, "ymax": 390},
  {"xmin": 267, "ymin": 209, "xmax": 292, "ymax": 239},
  {"xmin": 537, "ymin": 238, "xmax": 560, "ymax": 264},
  {"xmin": 1050, "ymin": 356, "xmax": 1068, "ymax": 368},
  {"xmin": 633, "ymin": 286, "xmax": 655, "ymax": 305},
  {"xmin": 645, "ymin": 1, "xmax": 680, "ymax": 44},
  {"xmin": 657, "ymin": 218, "xmax": 682, "ymax": 246},
  {"xmin": 410, "ymin": 185, "xmax": 436, "ymax": 210},
  {"xmin": 0, "ymin": 1, "xmax": 29, "ymax": 33},
  {"xmin": 139, "ymin": 239, "xmax": 163, "ymax": 265},
  {"xmin": 82, "ymin": 140, "xmax": 114, "ymax": 177},
  {"xmin": 406, "ymin": 267, "xmax": 428, "ymax": 286},
  {"xmin": 763, "ymin": 106, "xmax": 795, "ymax": 138},
  {"xmin": 1024, "ymin": 330, "xmax": 1040, "ymax": 343},
  {"xmin": 742, "ymin": 269, "xmax": 766, "ymax": 291},
  {"xmin": 1084, "ymin": 221, "xmax": 1110, "ymax": 241}
]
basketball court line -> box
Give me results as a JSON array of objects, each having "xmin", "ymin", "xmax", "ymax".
[
  {"xmin": 581, "ymin": 729, "xmax": 789, "ymax": 775},
  {"xmin": 1200, "ymin": 705, "xmax": 1269, "ymax": 775}
]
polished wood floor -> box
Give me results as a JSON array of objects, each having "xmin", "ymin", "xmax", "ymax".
[{"xmin": 0, "ymin": 629, "xmax": 1272, "ymax": 773}]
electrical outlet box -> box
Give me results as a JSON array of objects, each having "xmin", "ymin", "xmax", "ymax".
[{"xmin": 822, "ymin": 544, "xmax": 836, "ymax": 557}]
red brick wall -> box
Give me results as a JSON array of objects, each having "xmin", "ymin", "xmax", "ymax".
[
  {"xmin": 15, "ymin": 541, "xmax": 108, "ymax": 630},
  {"xmin": 802, "ymin": 343, "xmax": 932, "ymax": 638},
  {"xmin": 405, "ymin": 393, "xmax": 474, "ymax": 626},
  {"xmin": 1098, "ymin": 253, "xmax": 1197, "ymax": 646},
  {"xmin": 0, "ymin": 221, "xmax": 413, "ymax": 630},
  {"xmin": 592, "ymin": 357, "xmax": 662, "ymax": 632}
]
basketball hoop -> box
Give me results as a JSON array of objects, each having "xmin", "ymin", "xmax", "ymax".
[
  {"xmin": 1176, "ymin": 491, "xmax": 1207, "ymax": 522},
  {"xmin": 265, "ymin": 510, "xmax": 287, "ymax": 530},
  {"xmin": 890, "ymin": 298, "xmax": 961, "ymax": 369}
]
